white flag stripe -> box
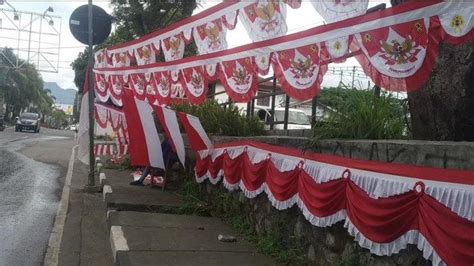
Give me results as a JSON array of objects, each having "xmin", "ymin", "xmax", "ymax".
[
  {"xmin": 162, "ymin": 107, "xmax": 185, "ymax": 167},
  {"xmin": 78, "ymin": 91, "xmax": 90, "ymax": 165},
  {"xmin": 187, "ymin": 114, "xmax": 213, "ymax": 150},
  {"xmin": 135, "ymin": 98, "xmax": 164, "ymax": 168}
]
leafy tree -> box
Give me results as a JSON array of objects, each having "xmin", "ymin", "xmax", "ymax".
[{"xmin": 0, "ymin": 48, "xmax": 53, "ymax": 121}]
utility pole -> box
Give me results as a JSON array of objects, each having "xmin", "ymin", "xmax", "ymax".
[{"xmin": 87, "ymin": 0, "xmax": 96, "ymax": 187}]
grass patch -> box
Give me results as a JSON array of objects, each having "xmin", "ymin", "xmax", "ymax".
[{"xmin": 178, "ymin": 176, "xmax": 307, "ymax": 265}]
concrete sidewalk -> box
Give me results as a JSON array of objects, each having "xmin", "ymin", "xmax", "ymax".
[
  {"xmin": 101, "ymin": 168, "xmax": 275, "ymax": 265},
  {"xmin": 57, "ymin": 157, "xmax": 275, "ymax": 265}
]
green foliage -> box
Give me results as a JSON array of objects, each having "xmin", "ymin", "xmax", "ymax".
[
  {"xmin": 0, "ymin": 48, "xmax": 53, "ymax": 120},
  {"xmin": 172, "ymin": 100, "xmax": 264, "ymax": 136},
  {"xmin": 178, "ymin": 176, "xmax": 307, "ymax": 264},
  {"xmin": 311, "ymin": 88, "xmax": 407, "ymax": 141}
]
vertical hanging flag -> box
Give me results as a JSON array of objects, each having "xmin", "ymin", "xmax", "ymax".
[
  {"xmin": 122, "ymin": 88, "xmax": 165, "ymax": 168},
  {"xmin": 153, "ymin": 106, "xmax": 186, "ymax": 167},
  {"xmin": 177, "ymin": 112, "xmax": 213, "ymax": 153},
  {"xmin": 78, "ymin": 66, "xmax": 91, "ymax": 165}
]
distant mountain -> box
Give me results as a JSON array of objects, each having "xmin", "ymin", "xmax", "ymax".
[{"xmin": 43, "ymin": 82, "xmax": 77, "ymax": 105}]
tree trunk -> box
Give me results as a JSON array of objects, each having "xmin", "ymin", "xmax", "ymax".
[
  {"xmin": 391, "ymin": 0, "xmax": 474, "ymax": 141},
  {"xmin": 408, "ymin": 41, "xmax": 474, "ymax": 140}
]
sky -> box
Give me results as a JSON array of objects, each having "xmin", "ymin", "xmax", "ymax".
[{"xmin": 0, "ymin": 0, "xmax": 391, "ymax": 91}]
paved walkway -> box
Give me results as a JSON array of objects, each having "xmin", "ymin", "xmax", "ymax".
[{"xmin": 57, "ymin": 158, "xmax": 274, "ymax": 265}]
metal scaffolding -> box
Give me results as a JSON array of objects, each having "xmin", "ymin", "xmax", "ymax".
[{"xmin": 0, "ymin": 1, "xmax": 61, "ymax": 73}]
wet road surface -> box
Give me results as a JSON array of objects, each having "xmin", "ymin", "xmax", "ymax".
[{"xmin": 0, "ymin": 127, "xmax": 74, "ymax": 265}]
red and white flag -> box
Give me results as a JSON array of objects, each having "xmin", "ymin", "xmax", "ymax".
[
  {"xmin": 177, "ymin": 112, "xmax": 213, "ymax": 153},
  {"xmin": 122, "ymin": 88, "xmax": 164, "ymax": 168},
  {"xmin": 153, "ymin": 106, "xmax": 186, "ymax": 167},
  {"xmin": 78, "ymin": 66, "xmax": 91, "ymax": 165}
]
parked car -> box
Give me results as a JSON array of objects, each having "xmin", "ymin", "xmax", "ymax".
[
  {"xmin": 255, "ymin": 107, "xmax": 312, "ymax": 130},
  {"xmin": 15, "ymin": 112, "xmax": 41, "ymax": 133}
]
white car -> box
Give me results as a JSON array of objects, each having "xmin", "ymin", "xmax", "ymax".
[{"xmin": 255, "ymin": 107, "xmax": 312, "ymax": 130}]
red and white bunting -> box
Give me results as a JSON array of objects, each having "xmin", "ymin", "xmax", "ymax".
[
  {"xmin": 94, "ymin": 2, "xmax": 474, "ymax": 101},
  {"xmin": 353, "ymin": 18, "xmax": 435, "ymax": 92},
  {"xmin": 129, "ymin": 73, "xmax": 147, "ymax": 101},
  {"xmin": 239, "ymin": 0, "xmax": 288, "ymax": 41},
  {"xmin": 161, "ymin": 34, "xmax": 185, "ymax": 62},
  {"xmin": 134, "ymin": 44, "xmax": 157, "ymax": 65},
  {"xmin": 170, "ymin": 83, "xmax": 186, "ymax": 104},
  {"xmin": 283, "ymin": 0, "xmax": 301, "ymax": 9},
  {"xmin": 255, "ymin": 53, "xmax": 272, "ymax": 75},
  {"xmin": 109, "ymin": 74, "xmax": 125, "ymax": 106},
  {"xmin": 273, "ymin": 44, "xmax": 326, "ymax": 100},
  {"xmin": 193, "ymin": 19, "xmax": 228, "ymax": 55},
  {"xmin": 94, "ymin": 104, "xmax": 109, "ymax": 129},
  {"xmin": 181, "ymin": 66, "xmax": 208, "ymax": 105},
  {"xmin": 219, "ymin": 57, "xmax": 257, "ymax": 103},
  {"xmin": 153, "ymin": 106, "xmax": 186, "ymax": 167},
  {"xmin": 205, "ymin": 63, "xmax": 218, "ymax": 80},
  {"xmin": 438, "ymin": 7, "xmax": 474, "ymax": 45},
  {"xmin": 323, "ymin": 36, "xmax": 351, "ymax": 63},
  {"xmin": 152, "ymin": 71, "xmax": 172, "ymax": 106},
  {"xmin": 94, "ymin": 49, "xmax": 109, "ymax": 68},
  {"xmin": 112, "ymin": 51, "xmax": 131, "ymax": 67},
  {"xmin": 178, "ymin": 112, "xmax": 213, "ymax": 154},
  {"xmin": 222, "ymin": 10, "xmax": 239, "ymax": 30},
  {"xmin": 311, "ymin": 0, "xmax": 368, "ymax": 23},
  {"xmin": 94, "ymin": 73, "xmax": 109, "ymax": 103},
  {"xmin": 144, "ymin": 72, "xmax": 158, "ymax": 104},
  {"xmin": 122, "ymin": 88, "xmax": 164, "ymax": 168}
]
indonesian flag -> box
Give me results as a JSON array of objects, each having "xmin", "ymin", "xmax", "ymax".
[
  {"xmin": 153, "ymin": 106, "xmax": 186, "ymax": 167},
  {"xmin": 177, "ymin": 112, "xmax": 213, "ymax": 154},
  {"xmin": 78, "ymin": 66, "xmax": 91, "ymax": 165},
  {"xmin": 122, "ymin": 88, "xmax": 164, "ymax": 168}
]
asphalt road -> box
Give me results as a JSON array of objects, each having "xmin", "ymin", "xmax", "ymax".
[{"xmin": 0, "ymin": 126, "xmax": 75, "ymax": 265}]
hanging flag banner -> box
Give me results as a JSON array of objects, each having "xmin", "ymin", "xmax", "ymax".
[
  {"xmin": 311, "ymin": 0, "xmax": 368, "ymax": 23},
  {"xmin": 438, "ymin": 8, "xmax": 474, "ymax": 44},
  {"xmin": 153, "ymin": 106, "xmax": 186, "ymax": 167},
  {"xmin": 95, "ymin": 1, "xmax": 474, "ymax": 101},
  {"xmin": 239, "ymin": 0, "xmax": 288, "ymax": 41},
  {"xmin": 193, "ymin": 19, "xmax": 228, "ymax": 55},
  {"xmin": 195, "ymin": 140, "xmax": 474, "ymax": 266},
  {"xmin": 161, "ymin": 34, "xmax": 186, "ymax": 61},
  {"xmin": 94, "ymin": 49, "xmax": 109, "ymax": 68},
  {"xmin": 178, "ymin": 112, "xmax": 213, "ymax": 154},
  {"xmin": 121, "ymin": 88, "xmax": 164, "ymax": 168},
  {"xmin": 94, "ymin": 73, "xmax": 109, "ymax": 103},
  {"xmin": 109, "ymin": 74, "xmax": 125, "ymax": 106},
  {"xmin": 111, "ymin": 51, "xmax": 131, "ymax": 67},
  {"xmin": 181, "ymin": 66, "xmax": 208, "ymax": 105},
  {"xmin": 323, "ymin": 35, "xmax": 351, "ymax": 63},
  {"xmin": 353, "ymin": 18, "xmax": 436, "ymax": 92},
  {"xmin": 255, "ymin": 53, "xmax": 272, "ymax": 75},
  {"xmin": 219, "ymin": 57, "xmax": 258, "ymax": 102},
  {"xmin": 152, "ymin": 71, "xmax": 172, "ymax": 106},
  {"xmin": 129, "ymin": 73, "xmax": 147, "ymax": 101},
  {"xmin": 222, "ymin": 10, "xmax": 239, "ymax": 30},
  {"xmin": 134, "ymin": 44, "xmax": 157, "ymax": 65},
  {"xmin": 273, "ymin": 44, "xmax": 326, "ymax": 100}
]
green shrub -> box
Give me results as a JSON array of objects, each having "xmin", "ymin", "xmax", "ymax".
[
  {"xmin": 172, "ymin": 100, "xmax": 264, "ymax": 136},
  {"xmin": 311, "ymin": 89, "xmax": 407, "ymax": 142}
]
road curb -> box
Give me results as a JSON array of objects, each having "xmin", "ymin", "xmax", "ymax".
[
  {"xmin": 110, "ymin": 225, "xmax": 129, "ymax": 262},
  {"xmin": 44, "ymin": 145, "xmax": 78, "ymax": 266}
]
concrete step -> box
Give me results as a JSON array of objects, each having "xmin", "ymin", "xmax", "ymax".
[
  {"xmin": 101, "ymin": 169, "xmax": 183, "ymax": 212},
  {"xmin": 109, "ymin": 212, "xmax": 275, "ymax": 266}
]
